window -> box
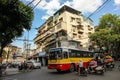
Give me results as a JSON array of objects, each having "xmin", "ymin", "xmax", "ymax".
[
  {"xmin": 73, "ymin": 34, "xmax": 77, "ymax": 38},
  {"xmin": 69, "ymin": 50, "xmax": 76, "ymax": 57},
  {"xmin": 72, "ymin": 25, "xmax": 76, "ymax": 32},
  {"xmin": 49, "ymin": 50, "xmax": 62, "ymax": 60},
  {"xmin": 63, "ymin": 51, "xmax": 68, "ymax": 58},
  {"xmin": 76, "ymin": 51, "xmax": 83, "ymax": 57},
  {"xmin": 54, "ymin": 20, "xmax": 57, "ymax": 24},
  {"xmin": 83, "ymin": 52, "xmax": 88, "ymax": 57},
  {"xmin": 70, "ymin": 17, "xmax": 75, "ymax": 22},
  {"xmin": 57, "ymin": 23, "xmax": 61, "ymax": 29},
  {"xmin": 59, "ymin": 18, "xmax": 63, "ymax": 22},
  {"xmin": 76, "ymin": 18, "xmax": 81, "ymax": 24}
]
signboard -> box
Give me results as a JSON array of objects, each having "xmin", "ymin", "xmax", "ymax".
[
  {"xmin": 13, "ymin": 54, "xmax": 17, "ymax": 59},
  {"xmin": 38, "ymin": 52, "xmax": 46, "ymax": 57}
]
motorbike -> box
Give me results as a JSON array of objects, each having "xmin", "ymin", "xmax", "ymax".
[
  {"xmin": 105, "ymin": 62, "xmax": 115, "ymax": 70},
  {"xmin": 79, "ymin": 67, "xmax": 87, "ymax": 76},
  {"xmin": 118, "ymin": 65, "xmax": 120, "ymax": 71},
  {"xmin": 88, "ymin": 65, "xmax": 105, "ymax": 75}
]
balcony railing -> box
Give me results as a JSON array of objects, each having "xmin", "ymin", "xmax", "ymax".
[{"xmin": 55, "ymin": 21, "xmax": 67, "ymax": 33}]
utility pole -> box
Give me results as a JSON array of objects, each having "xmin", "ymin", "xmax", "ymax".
[{"xmin": 26, "ymin": 30, "xmax": 29, "ymax": 61}]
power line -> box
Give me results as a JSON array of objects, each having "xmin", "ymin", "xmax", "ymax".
[
  {"xmin": 87, "ymin": 0, "xmax": 111, "ymax": 19},
  {"xmin": 95, "ymin": 0, "xmax": 112, "ymax": 15},
  {"xmin": 32, "ymin": 0, "xmax": 42, "ymax": 10},
  {"xmin": 26, "ymin": 0, "xmax": 35, "ymax": 6},
  {"xmin": 15, "ymin": 39, "xmax": 34, "ymax": 42}
]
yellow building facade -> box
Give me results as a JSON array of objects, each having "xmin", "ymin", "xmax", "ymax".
[{"xmin": 34, "ymin": 5, "xmax": 94, "ymax": 53}]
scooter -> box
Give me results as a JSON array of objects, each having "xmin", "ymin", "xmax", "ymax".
[
  {"xmin": 106, "ymin": 62, "xmax": 115, "ymax": 70},
  {"xmin": 88, "ymin": 65, "xmax": 105, "ymax": 75}
]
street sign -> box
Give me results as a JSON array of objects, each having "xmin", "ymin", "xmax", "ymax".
[{"xmin": 13, "ymin": 54, "xmax": 17, "ymax": 59}]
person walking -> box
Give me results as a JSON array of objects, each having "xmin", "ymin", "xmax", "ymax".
[
  {"xmin": 78, "ymin": 59, "xmax": 83, "ymax": 76},
  {"xmin": 2, "ymin": 63, "xmax": 8, "ymax": 75}
]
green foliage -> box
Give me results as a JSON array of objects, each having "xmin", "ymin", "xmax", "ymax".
[
  {"xmin": 89, "ymin": 13, "xmax": 120, "ymax": 54},
  {"xmin": 2, "ymin": 50, "xmax": 7, "ymax": 59},
  {"xmin": 0, "ymin": 0, "xmax": 34, "ymax": 48},
  {"xmin": 97, "ymin": 13, "xmax": 120, "ymax": 34},
  {"xmin": 89, "ymin": 28, "xmax": 110, "ymax": 47}
]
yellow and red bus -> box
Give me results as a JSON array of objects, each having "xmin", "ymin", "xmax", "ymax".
[{"xmin": 48, "ymin": 47, "xmax": 94, "ymax": 72}]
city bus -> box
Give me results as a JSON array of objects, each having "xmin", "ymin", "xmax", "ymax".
[{"xmin": 47, "ymin": 47, "xmax": 94, "ymax": 72}]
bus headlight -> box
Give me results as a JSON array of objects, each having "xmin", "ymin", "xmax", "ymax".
[{"xmin": 59, "ymin": 64, "xmax": 62, "ymax": 67}]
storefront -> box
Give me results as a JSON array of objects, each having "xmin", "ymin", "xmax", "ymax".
[{"xmin": 38, "ymin": 52, "xmax": 47, "ymax": 66}]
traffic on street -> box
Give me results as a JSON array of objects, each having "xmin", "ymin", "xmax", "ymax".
[
  {"xmin": 1, "ymin": 61, "xmax": 120, "ymax": 80},
  {"xmin": 1, "ymin": 0, "xmax": 120, "ymax": 80}
]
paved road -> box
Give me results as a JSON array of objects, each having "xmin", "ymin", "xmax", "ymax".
[{"xmin": 2, "ymin": 62, "xmax": 120, "ymax": 80}]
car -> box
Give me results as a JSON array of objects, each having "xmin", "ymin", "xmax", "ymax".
[
  {"xmin": 32, "ymin": 61, "xmax": 41, "ymax": 69},
  {"xmin": 28, "ymin": 60, "xmax": 41, "ymax": 69}
]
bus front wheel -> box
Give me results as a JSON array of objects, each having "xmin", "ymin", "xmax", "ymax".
[{"xmin": 70, "ymin": 64, "xmax": 75, "ymax": 72}]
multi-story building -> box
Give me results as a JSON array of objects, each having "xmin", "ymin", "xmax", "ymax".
[
  {"xmin": 3, "ymin": 45, "xmax": 24, "ymax": 63},
  {"xmin": 34, "ymin": 5, "xmax": 94, "ymax": 53},
  {"xmin": 34, "ymin": 5, "xmax": 94, "ymax": 65}
]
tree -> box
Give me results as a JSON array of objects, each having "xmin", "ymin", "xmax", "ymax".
[
  {"xmin": 89, "ymin": 28, "xmax": 119, "ymax": 52},
  {"xmin": 1, "ymin": 50, "xmax": 7, "ymax": 60},
  {"xmin": 0, "ymin": 0, "xmax": 34, "ymax": 76},
  {"xmin": 89, "ymin": 13, "xmax": 120, "ymax": 55}
]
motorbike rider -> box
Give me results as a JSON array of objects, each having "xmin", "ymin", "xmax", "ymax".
[
  {"xmin": 105, "ymin": 53, "xmax": 114, "ymax": 63},
  {"xmin": 104, "ymin": 53, "xmax": 114, "ymax": 69},
  {"xmin": 89, "ymin": 59, "xmax": 97, "ymax": 72}
]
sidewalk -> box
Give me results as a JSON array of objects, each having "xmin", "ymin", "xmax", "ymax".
[
  {"xmin": 2, "ymin": 66, "xmax": 47, "ymax": 77},
  {"xmin": 2, "ymin": 68, "xmax": 20, "ymax": 77}
]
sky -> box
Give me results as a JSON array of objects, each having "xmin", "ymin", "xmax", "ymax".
[{"xmin": 12, "ymin": 0, "xmax": 120, "ymax": 50}]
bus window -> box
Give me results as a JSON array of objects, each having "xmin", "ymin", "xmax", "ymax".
[
  {"xmin": 63, "ymin": 52, "xmax": 68, "ymax": 58},
  {"xmin": 87, "ymin": 52, "xmax": 92, "ymax": 57},
  {"xmin": 76, "ymin": 51, "xmax": 83, "ymax": 57},
  {"xmin": 83, "ymin": 52, "xmax": 88, "ymax": 57},
  {"xmin": 49, "ymin": 50, "xmax": 62, "ymax": 60},
  {"xmin": 69, "ymin": 50, "xmax": 76, "ymax": 57}
]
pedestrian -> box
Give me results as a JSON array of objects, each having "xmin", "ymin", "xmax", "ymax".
[
  {"xmin": 78, "ymin": 59, "xmax": 83, "ymax": 76},
  {"xmin": 23, "ymin": 61, "xmax": 27, "ymax": 71},
  {"xmin": 2, "ymin": 63, "xmax": 8, "ymax": 75}
]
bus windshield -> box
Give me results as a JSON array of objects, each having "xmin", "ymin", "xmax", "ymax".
[{"xmin": 49, "ymin": 49, "xmax": 62, "ymax": 60}]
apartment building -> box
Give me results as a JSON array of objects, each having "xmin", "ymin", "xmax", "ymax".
[
  {"xmin": 34, "ymin": 5, "xmax": 94, "ymax": 54},
  {"xmin": 3, "ymin": 45, "xmax": 24, "ymax": 63}
]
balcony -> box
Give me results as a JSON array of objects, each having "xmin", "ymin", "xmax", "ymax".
[
  {"xmin": 88, "ymin": 27, "xmax": 93, "ymax": 31},
  {"xmin": 55, "ymin": 21, "xmax": 67, "ymax": 33},
  {"xmin": 58, "ymin": 36, "xmax": 67, "ymax": 41},
  {"xmin": 78, "ymin": 30, "xmax": 83, "ymax": 34},
  {"xmin": 77, "ymin": 24, "xmax": 84, "ymax": 29},
  {"xmin": 76, "ymin": 18, "xmax": 81, "ymax": 24}
]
